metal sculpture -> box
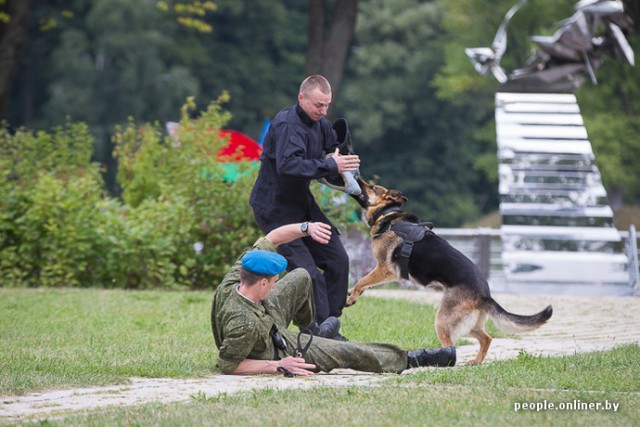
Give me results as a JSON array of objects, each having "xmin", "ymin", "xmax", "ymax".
[
  {"xmin": 465, "ymin": 0, "xmax": 637, "ymax": 294},
  {"xmin": 466, "ymin": 0, "xmax": 634, "ymax": 91}
]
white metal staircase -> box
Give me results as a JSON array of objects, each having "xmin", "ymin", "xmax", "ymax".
[{"xmin": 495, "ymin": 92, "xmax": 633, "ymax": 293}]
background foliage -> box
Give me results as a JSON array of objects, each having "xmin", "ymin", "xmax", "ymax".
[
  {"xmin": 0, "ymin": 98, "xmax": 265, "ymax": 288},
  {"xmin": 0, "ymin": 94, "xmax": 363, "ymax": 289},
  {"xmin": 7, "ymin": 0, "xmax": 639, "ymax": 226},
  {"xmin": 1, "ymin": 0, "xmax": 639, "ymax": 287}
]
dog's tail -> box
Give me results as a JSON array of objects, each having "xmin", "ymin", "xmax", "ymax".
[{"xmin": 485, "ymin": 298, "xmax": 553, "ymax": 333}]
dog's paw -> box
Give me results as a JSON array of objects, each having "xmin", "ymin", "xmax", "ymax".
[{"xmin": 345, "ymin": 291, "xmax": 357, "ymax": 307}]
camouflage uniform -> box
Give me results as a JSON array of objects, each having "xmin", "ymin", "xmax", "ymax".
[{"xmin": 211, "ymin": 237, "xmax": 408, "ymax": 374}]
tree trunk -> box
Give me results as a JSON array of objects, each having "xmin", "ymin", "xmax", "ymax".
[
  {"xmin": 305, "ymin": 0, "xmax": 358, "ymax": 118},
  {"xmin": 306, "ymin": 0, "xmax": 326, "ymax": 78},
  {"xmin": 608, "ymin": 186, "xmax": 624, "ymax": 212},
  {"xmin": 622, "ymin": 0, "xmax": 639, "ymax": 32},
  {"xmin": 0, "ymin": 0, "xmax": 32, "ymax": 121}
]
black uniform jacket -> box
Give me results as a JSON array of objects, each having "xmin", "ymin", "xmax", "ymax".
[{"xmin": 249, "ymin": 103, "xmax": 340, "ymax": 226}]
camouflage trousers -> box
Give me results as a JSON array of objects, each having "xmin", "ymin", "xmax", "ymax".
[{"xmin": 265, "ymin": 268, "xmax": 408, "ymax": 374}]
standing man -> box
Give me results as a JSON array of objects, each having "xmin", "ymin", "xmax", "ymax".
[
  {"xmin": 249, "ymin": 75, "xmax": 360, "ymax": 340},
  {"xmin": 210, "ymin": 221, "xmax": 456, "ymax": 376}
]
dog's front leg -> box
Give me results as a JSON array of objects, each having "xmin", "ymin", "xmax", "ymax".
[{"xmin": 346, "ymin": 266, "xmax": 397, "ymax": 306}]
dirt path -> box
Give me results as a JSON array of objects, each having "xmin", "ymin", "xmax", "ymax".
[
  {"xmin": 369, "ymin": 289, "xmax": 640, "ymax": 361},
  {"xmin": 2, "ymin": 290, "xmax": 639, "ymax": 422}
]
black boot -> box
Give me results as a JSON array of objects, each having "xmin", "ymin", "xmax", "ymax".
[
  {"xmin": 407, "ymin": 346, "xmax": 456, "ymax": 368},
  {"xmin": 332, "ymin": 332, "xmax": 349, "ymax": 342},
  {"xmin": 308, "ymin": 317, "xmax": 341, "ymax": 338}
]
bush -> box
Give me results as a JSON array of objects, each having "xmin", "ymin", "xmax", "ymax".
[
  {"xmin": 112, "ymin": 94, "xmax": 263, "ymax": 288},
  {"xmin": 0, "ymin": 96, "xmax": 262, "ymax": 289},
  {"xmin": 0, "ymin": 96, "xmax": 364, "ymax": 289},
  {"xmin": 0, "ymin": 123, "xmax": 104, "ymax": 287}
]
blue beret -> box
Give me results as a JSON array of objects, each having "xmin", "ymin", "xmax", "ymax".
[{"xmin": 241, "ymin": 250, "xmax": 287, "ymax": 276}]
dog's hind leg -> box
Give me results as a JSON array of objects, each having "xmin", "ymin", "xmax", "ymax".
[
  {"xmin": 434, "ymin": 305, "xmax": 461, "ymax": 348},
  {"xmin": 435, "ymin": 324, "xmax": 455, "ymax": 348},
  {"xmin": 436, "ymin": 301, "xmax": 491, "ymax": 365},
  {"xmin": 467, "ymin": 314, "xmax": 492, "ymax": 365}
]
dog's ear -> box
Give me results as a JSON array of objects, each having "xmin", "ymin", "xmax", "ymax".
[{"xmin": 387, "ymin": 189, "xmax": 408, "ymax": 205}]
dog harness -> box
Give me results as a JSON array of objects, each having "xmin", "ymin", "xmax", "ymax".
[
  {"xmin": 370, "ymin": 207, "xmax": 434, "ymax": 280},
  {"xmin": 389, "ymin": 221, "xmax": 434, "ymax": 280}
]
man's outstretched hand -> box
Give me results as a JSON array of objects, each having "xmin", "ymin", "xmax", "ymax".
[{"xmin": 332, "ymin": 148, "xmax": 360, "ymax": 173}]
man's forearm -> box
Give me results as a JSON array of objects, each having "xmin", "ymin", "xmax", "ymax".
[
  {"xmin": 265, "ymin": 222, "xmax": 332, "ymax": 247},
  {"xmin": 265, "ymin": 223, "xmax": 306, "ymax": 247},
  {"xmin": 229, "ymin": 358, "xmax": 279, "ymax": 375},
  {"xmin": 228, "ymin": 356, "xmax": 317, "ymax": 376}
]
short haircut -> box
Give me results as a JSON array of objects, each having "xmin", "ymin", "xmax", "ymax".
[
  {"xmin": 240, "ymin": 267, "xmax": 274, "ymax": 286},
  {"xmin": 300, "ymin": 75, "xmax": 331, "ymax": 96}
]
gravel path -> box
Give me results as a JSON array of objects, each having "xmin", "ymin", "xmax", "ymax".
[
  {"xmin": 2, "ymin": 289, "xmax": 639, "ymax": 422},
  {"xmin": 367, "ymin": 289, "xmax": 640, "ymax": 362}
]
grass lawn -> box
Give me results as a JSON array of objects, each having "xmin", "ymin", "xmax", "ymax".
[
  {"xmin": 0, "ymin": 288, "xmax": 450, "ymax": 395},
  {"xmin": 1, "ymin": 288, "xmax": 638, "ymax": 426}
]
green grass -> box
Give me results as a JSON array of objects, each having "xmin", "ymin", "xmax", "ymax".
[
  {"xmin": 49, "ymin": 384, "xmax": 638, "ymax": 427},
  {"xmin": 340, "ymin": 294, "xmax": 503, "ymax": 346},
  {"xmin": 1, "ymin": 288, "xmax": 449, "ymax": 395},
  {"xmin": 400, "ymin": 345, "xmax": 640, "ymax": 393},
  {"xmin": 14, "ymin": 345, "xmax": 640, "ymax": 426},
  {"xmin": 1, "ymin": 288, "xmax": 638, "ymax": 426},
  {"xmin": 0, "ymin": 288, "xmax": 215, "ymax": 394},
  {"xmin": 0, "ymin": 288, "xmax": 531, "ymax": 396}
]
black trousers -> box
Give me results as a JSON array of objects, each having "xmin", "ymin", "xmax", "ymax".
[{"xmin": 253, "ymin": 213, "xmax": 349, "ymax": 323}]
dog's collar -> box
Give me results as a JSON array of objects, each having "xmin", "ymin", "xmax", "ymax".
[{"xmin": 368, "ymin": 206, "xmax": 401, "ymax": 227}]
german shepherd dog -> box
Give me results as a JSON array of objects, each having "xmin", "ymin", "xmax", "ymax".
[{"xmin": 347, "ymin": 178, "xmax": 553, "ymax": 364}]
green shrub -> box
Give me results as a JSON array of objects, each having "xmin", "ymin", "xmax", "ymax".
[
  {"xmin": 0, "ymin": 98, "xmax": 260, "ymax": 289},
  {"xmin": 112, "ymin": 94, "xmax": 263, "ymax": 287},
  {"xmin": 0, "ymin": 123, "xmax": 104, "ymax": 287},
  {"xmin": 91, "ymin": 196, "xmax": 196, "ymax": 289},
  {"xmin": 0, "ymin": 96, "xmax": 364, "ymax": 289}
]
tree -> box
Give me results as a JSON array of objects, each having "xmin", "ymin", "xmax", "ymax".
[
  {"xmin": 623, "ymin": 0, "xmax": 640, "ymax": 32},
  {"xmin": 339, "ymin": 0, "xmax": 496, "ymax": 226},
  {"xmin": 0, "ymin": 0, "xmax": 32, "ymax": 120},
  {"xmin": 576, "ymin": 34, "xmax": 640, "ymax": 207},
  {"xmin": 39, "ymin": 0, "xmax": 199, "ymax": 127},
  {"xmin": 306, "ymin": 0, "xmax": 358, "ymax": 113},
  {"xmin": 185, "ymin": 0, "xmax": 308, "ymax": 137},
  {"xmin": 2, "ymin": 0, "xmax": 216, "ymax": 125}
]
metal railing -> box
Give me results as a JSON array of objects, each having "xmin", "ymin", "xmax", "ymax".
[
  {"xmin": 342, "ymin": 225, "xmax": 640, "ymax": 295},
  {"xmin": 628, "ymin": 225, "xmax": 639, "ymax": 293}
]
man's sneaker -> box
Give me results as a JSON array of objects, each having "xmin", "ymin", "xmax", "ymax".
[
  {"xmin": 308, "ymin": 317, "xmax": 341, "ymax": 338},
  {"xmin": 407, "ymin": 346, "xmax": 456, "ymax": 368}
]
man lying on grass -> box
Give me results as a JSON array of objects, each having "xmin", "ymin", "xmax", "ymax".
[{"xmin": 210, "ymin": 221, "xmax": 456, "ymax": 376}]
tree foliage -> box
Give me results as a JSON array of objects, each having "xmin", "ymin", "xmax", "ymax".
[
  {"xmin": 4, "ymin": 0, "xmax": 640, "ymax": 231},
  {"xmin": 39, "ymin": 0, "xmax": 200, "ymax": 129},
  {"xmin": 0, "ymin": 0, "xmax": 32, "ymax": 119},
  {"xmin": 576, "ymin": 34, "xmax": 640, "ymax": 206},
  {"xmin": 339, "ymin": 0, "xmax": 497, "ymax": 225}
]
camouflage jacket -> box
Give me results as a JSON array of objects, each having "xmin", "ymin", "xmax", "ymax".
[{"xmin": 211, "ymin": 237, "xmax": 297, "ymax": 374}]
